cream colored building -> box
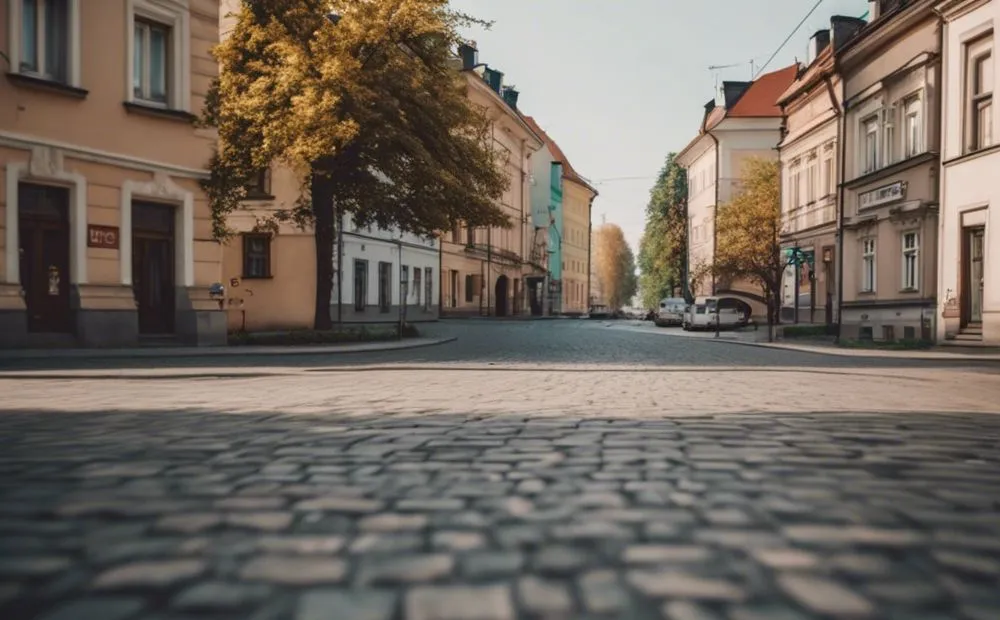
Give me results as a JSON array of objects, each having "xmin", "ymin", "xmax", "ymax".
[
  {"xmin": 837, "ymin": 0, "xmax": 941, "ymax": 342},
  {"xmin": 935, "ymin": 0, "xmax": 998, "ymax": 345},
  {"xmin": 440, "ymin": 45, "xmax": 544, "ymax": 317},
  {"xmin": 559, "ymin": 167, "xmax": 597, "ymax": 315},
  {"xmin": 1, "ymin": 0, "xmax": 224, "ymax": 348},
  {"xmin": 777, "ymin": 18, "xmax": 865, "ymax": 325},
  {"xmin": 676, "ymin": 65, "xmax": 797, "ymax": 316}
]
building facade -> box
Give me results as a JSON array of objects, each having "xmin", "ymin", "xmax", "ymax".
[
  {"xmin": 837, "ymin": 0, "xmax": 941, "ymax": 342},
  {"xmin": 677, "ymin": 65, "xmax": 798, "ymax": 316},
  {"xmin": 776, "ymin": 19, "xmax": 865, "ymax": 325},
  {"xmin": 525, "ymin": 131, "xmax": 556, "ymax": 315},
  {"xmin": 1, "ymin": 0, "xmax": 225, "ymax": 348},
  {"xmin": 440, "ymin": 45, "xmax": 544, "ymax": 317},
  {"xmin": 936, "ymin": 0, "xmax": 998, "ymax": 345}
]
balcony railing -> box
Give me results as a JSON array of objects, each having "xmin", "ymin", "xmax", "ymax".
[{"xmin": 783, "ymin": 195, "xmax": 836, "ymax": 234}]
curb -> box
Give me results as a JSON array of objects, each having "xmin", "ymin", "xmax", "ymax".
[
  {"xmin": 703, "ymin": 337, "xmax": 1000, "ymax": 361},
  {"xmin": 0, "ymin": 337, "xmax": 457, "ymax": 362}
]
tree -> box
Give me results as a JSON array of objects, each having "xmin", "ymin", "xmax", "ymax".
[
  {"xmin": 713, "ymin": 157, "xmax": 783, "ymax": 340},
  {"xmin": 638, "ymin": 153, "xmax": 688, "ymax": 308},
  {"xmin": 594, "ymin": 223, "xmax": 636, "ymax": 310},
  {"xmin": 206, "ymin": 0, "xmax": 510, "ymax": 329}
]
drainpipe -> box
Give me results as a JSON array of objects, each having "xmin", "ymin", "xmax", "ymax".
[
  {"xmin": 707, "ymin": 131, "xmax": 720, "ymax": 296},
  {"xmin": 438, "ymin": 228, "xmax": 443, "ymax": 316},
  {"xmin": 835, "ymin": 94, "xmax": 849, "ymax": 344},
  {"xmin": 777, "ymin": 105, "xmax": 789, "ymax": 327},
  {"xmin": 824, "ymin": 71, "xmax": 844, "ymax": 330},
  {"xmin": 932, "ymin": 8, "xmax": 946, "ymax": 342},
  {"xmin": 586, "ymin": 195, "xmax": 595, "ymax": 310}
]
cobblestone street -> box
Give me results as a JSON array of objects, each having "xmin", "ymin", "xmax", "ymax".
[{"xmin": 2, "ymin": 321, "xmax": 1000, "ymax": 619}]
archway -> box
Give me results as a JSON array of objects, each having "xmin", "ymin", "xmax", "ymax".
[{"xmin": 495, "ymin": 275, "xmax": 510, "ymax": 317}]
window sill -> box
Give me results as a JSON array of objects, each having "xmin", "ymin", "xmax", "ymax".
[
  {"xmin": 859, "ymin": 290, "xmax": 877, "ymax": 295},
  {"xmin": 123, "ymin": 101, "xmax": 197, "ymax": 123},
  {"xmin": 899, "ymin": 287, "xmax": 919, "ymax": 294},
  {"xmin": 244, "ymin": 194, "xmax": 276, "ymax": 201},
  {"xmin": 6, "ymin": 72, "xmax": 88, "ymax": 99},
  {"xmin": 241, "ymin": 275, "xmax": 273, "ymax": 280}
]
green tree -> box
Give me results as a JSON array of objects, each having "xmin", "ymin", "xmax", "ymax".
[
  {"xmin": 714, "ymin": 157, "xmax": 783, "ymax": 340},
  {"xmin": 206, "ymin": 0, "xmax": 510, "ymax": 329},
  {"xmin": 638, "ymin": 153, "xmax": 688, "ymax": 308},
  {"xmin": 621, "ymin": 244, "xmax": 639, "ymax": 306}
]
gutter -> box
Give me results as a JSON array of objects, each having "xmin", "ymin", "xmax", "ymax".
[
  {"xmin": 586, "ymin": 195, "xmax": 595, "ymax": 309},
  {"xmin": 707, "ymin": 130, "xmax": 720, "ymax": 296},
  {"xmin": 834, "ymin": 67, "xmax": 848, "ymax": 342}
]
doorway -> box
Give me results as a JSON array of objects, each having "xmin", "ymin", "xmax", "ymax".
[
  {"xmin": 495, "ymin": 275, "xmax": 509, "ymax": 317},
  {"xmin": 962, "ymin": 226, "xmax": 985, "ymax": 329},
  {"xmin": 132, "ymin": 201, "xmax": 176, "ymax": 335},
  {"xmin": 18, "ymin": 183, "xmax": 72, "ymax": 333}
]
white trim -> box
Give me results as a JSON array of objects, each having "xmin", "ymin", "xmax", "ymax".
[
  {"xmin": 125, "ymin": 0, "xmax": 191, "ymax": 112},
  {"xmin": 121, "ymin": 173, "xmax": 195, "ymax": 287},
  {"xmin": 6, "ymin": 0, "xmax": 83, "ymax": 87},
  {"xmin": 4, "ymin": 147, "xmax": 88, "ymax": 285},
  {"xmin": 0, "ymin": 131, "xmax": 209, "ymax": 178}
]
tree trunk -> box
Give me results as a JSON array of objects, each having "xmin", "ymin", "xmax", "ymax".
[{"xmin": 312, "ymin": 173, "xmax": 335, "ymax": 331}]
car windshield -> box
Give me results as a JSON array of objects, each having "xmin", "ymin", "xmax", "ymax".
[{"xmin": 695, "ymin": 305, "xmax": 705, "ymax": 314}]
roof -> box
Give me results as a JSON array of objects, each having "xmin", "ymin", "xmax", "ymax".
[
  {"xmin": 724, "ymin": 64, "xmax": 799, "ymax": 118},
  {"xmin": 523, "ymin": 116, "xmax": 598, "ymax": 195}
]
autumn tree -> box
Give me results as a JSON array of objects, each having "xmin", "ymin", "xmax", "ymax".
[
  {"xmin": 713, "ymin": 157, "xmax": 784, "ymax": 340},
  {"xmin": 638, "ymin": 153, "xmax": 687, "ymax": 308},
  {"xmin": 595, "ymin": 223, "xmax": 636, "ymax": 310},
  {"xmin": 206, "ymin": 0, "xmax": 510, "ymax": 329}
]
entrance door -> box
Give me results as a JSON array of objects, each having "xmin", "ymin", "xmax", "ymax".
[
  {"xmin": 132, "ymin": 201, "xmax": 176, "ymax": 334},
  {"xmin": 18, "ymin": 184, "xmax": 72, "ymax": 333},
  {"xmin": 962, "ymin": 227, "xmax": 985, "ymax": 327},
  {"xmin": 495, "ymin": 275, "xmax": 509, "ymax": 317}
]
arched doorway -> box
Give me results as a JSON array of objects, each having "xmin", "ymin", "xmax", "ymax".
[{"xmin": 495, "ymin": 275, "xmax": 509, "ymax": 317}]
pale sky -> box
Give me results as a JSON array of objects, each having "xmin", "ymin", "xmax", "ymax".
[{"xmin": 449, "ymin": 0, "xmax": 870, "ymax": 252}]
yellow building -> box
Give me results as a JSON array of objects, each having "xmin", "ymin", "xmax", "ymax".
[
  {"xmin": 1, "ymin": 0, "xmax": 224, "ymax": 348},
  {"xmin": 559, "ymin": 167, "xmax": 598, "ymax": 315},
  {"xmin": 440, "ymin": 44, "xmax": 545, "ymax": 317}
]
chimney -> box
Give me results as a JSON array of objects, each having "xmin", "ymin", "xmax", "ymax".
[
  {"xmin": 458, "ymin": 40, "xmax": 478, "ymax": 71},
  {"xmin": 722, "ymin": 81, "xmax": 751, "ymax": 109},
  {"xmin": 501, "ymin": 86, "xmax": 519, "ymax": 109},
  {"xmin": 831, "ymin": 15, "xmax": 868, "ymax": 51},
  {"xmin": 483, "ymin": 67, "xmax": 503, "ymax": 93},
  {"xmin": 867, "ymin": 0, "xmax": 879, "ymax": 21},
  {"xmin": 807, "ymin": 29, "xmax": 831, "ymax": 64}
]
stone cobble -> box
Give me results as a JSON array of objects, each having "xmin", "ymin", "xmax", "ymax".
[{"xmin": 0, "ymin": 410, "xmax": 999, "ymax": 619}]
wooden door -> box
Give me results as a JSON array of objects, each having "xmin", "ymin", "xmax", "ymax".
[
  {"xmin": 962, "ymin": 226, "xmax": 986, "ymax": 327},
  {"xmin": 132, "ymin": 202, "xmax": 176, "ymax": 334},
  {"xmin": 18, "ymin": 184, "xmax": 72, "ymax": 333}
]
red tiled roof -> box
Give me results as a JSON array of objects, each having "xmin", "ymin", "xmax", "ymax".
[
  {"xmin": 726, "ymin": 64, "xmax": 798, "ymax": 118},
  {"xmin": 523, "ymin": 116, "xmax": 596, "ymax": 194}
]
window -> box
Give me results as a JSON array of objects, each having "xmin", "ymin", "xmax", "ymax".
[
  {"xmin": 902, "ymin": 231, "xmax": 919, "ymax": 290},
  {"xmin": 862, "ymin": 116, "xmax": 879, "ymax": 173},
  {"xmin": 401, "ymin": 265, "xmax": 409, "ymax": 304},
  {"xmin": 465, "ymin": 274, "xmax": 474, "ymax": 302},
  {"xmin": 823, "ymin": 156, "xmax": 835, "ymax": 197},
  {"xmin": 378, "ymin": 262, "xmax": 392, "ymax": 312},
  {"xmin": 241, "ymin": 234, "xmax": 271, "ymax": 278},
  {"xmin": 353, "ymin": 259, "xmax": 368, "ymax": 311},
  {"xmin": 806, "ymin": 161, "xmax": 818, "ymax": 203},
  {"xmin": 904, "ymin": 96, "xmax": 922, "ymax": 157},
  {"xmin": 883, "ymin": 105, "xmax": 895, "ymax": 165},
  {"xmin": 246, "ymin": 168, "xmax": 271, "ymax": 199},
  {"xmin": 466, "ymin": 225, "xmax": 475, "ymax": 246},
  {"xmin": 412, "ymin": 267, "xmax": 421, "ymax": 307},
  {"xmin": 424, "ymin": 267, "xmax": 433, "ymax": 310},
  {"xmin": 452, "ymin": 222, "xmax": 461, "ymax": 243},
  {"xmin": 862, "ymin": 238, "xmax": 877, "ymax": 292},
  {"xmin": 133, "ymin": 18, "xmax": 170, "ymax": 104},
  {"xmin": 966, "ymin": 36, "xmax": 993, "ymax": 151},
  {"xmin": 19, "ymin": 0, "xmax": 69, "ymax": 82}
]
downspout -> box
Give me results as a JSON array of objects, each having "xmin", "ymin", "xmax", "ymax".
[
  {"xmin": 835, "ymin": 78, "xmax": 848, "ymax": 343},
  {"xmin": 824, "ymin": 71, "xmax": 843, "ymax": 331},
  {"xmin": 438, "ymin": 227, "xmax": 444, "ymax": 316},
  {"xmin": 586, "ymin": 194, "xmax": 595, "ymax": 309},
  {"xmin": 776, "ymin": 103, "xmax": 787, "ymax": 327},
  {"xmin": 932, "ymin": 8, "xmax": 946, "ymax": 342},
  {"xmin": 707, "ymin": 131, "xmax": 720, "ymax": 296},
  {"xmin": 520, "ymin": 142, "xmax": 528, "ymax": 316}
]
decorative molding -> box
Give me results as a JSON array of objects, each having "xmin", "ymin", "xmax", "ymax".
[
  {"xmin": 120, "ymin": 173, "xmax": 195, "ymax": 287},
  {"xmin": 4, "ymin": 150, "xmax": 89, "ymax": 285}
]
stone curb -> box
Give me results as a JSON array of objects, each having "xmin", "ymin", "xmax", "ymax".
[
  {"xmin": 705, "ymin": 337, "xmax": 1000, "ymax": 361},
  {"xmin": 0, "ymin": 337, "xmax": 457, "ymax": 361}
]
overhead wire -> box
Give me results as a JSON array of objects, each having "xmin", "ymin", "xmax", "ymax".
[{"xmin": 753, "ymin": 0, "xmax": 827, "ymax": 78}]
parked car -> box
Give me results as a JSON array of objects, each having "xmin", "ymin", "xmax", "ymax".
[
  {"xmin": 682, "ymin": 296, "xmax": 746, "ymax": 331},
  {"xmin": 654, "ymin": 297, "xmax": 687, "ymax": 327}
]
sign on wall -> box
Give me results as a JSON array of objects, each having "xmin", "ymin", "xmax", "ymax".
[
  {"xmin": 87, "ymin": 225, "xmax": 119, "ymax": 249},
  {"xmin": 859, "ymin": 181, "xmax": 906, "ymax": 211}
]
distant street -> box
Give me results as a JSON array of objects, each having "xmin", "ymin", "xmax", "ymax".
[{"xmin": 1, "ymin": 320, "xmax": 1000, "ymax": 619}]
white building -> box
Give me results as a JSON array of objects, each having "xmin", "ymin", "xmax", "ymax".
[
  {"xmin": 335, "ymin": 214, "xmax": 439, "ymax": 323},
  {"xmin": 676, "ymin": 65, "xmax": 797, "ymax": 315},
  {"xmin": 936, "ymin": 0, "xmax": 998, "ymax": 345}
]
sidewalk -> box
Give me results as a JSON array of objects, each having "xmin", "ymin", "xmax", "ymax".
[
  {"xmin": 0, "ymin": 336, "xmax": 456, "ymax": 360},
  {"xmin": 708, "ymin": 338, "xmax": 1000, "ymax": 361}
]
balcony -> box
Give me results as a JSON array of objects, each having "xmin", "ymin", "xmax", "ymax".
[{"xmin": 782, "ymin": 195, "xmax": 837, "ymax": 235}]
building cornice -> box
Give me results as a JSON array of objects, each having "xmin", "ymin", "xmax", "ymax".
[
  {"xmin": 934, "ymin": 0, "xmax": 992, "ymax": 21},
  {"xmin": 839, "ymin": 0, "xmax": 937, "ymax": 70},
  {"xmin": 466, "ymin": 74, "xmax": 544, "ymax": 150}
]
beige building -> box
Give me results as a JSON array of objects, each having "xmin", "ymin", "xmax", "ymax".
[
  {"xmin": 677, "ymin": 65, "xmax": 797, "ymax": 317},
  {"xmin": 1, "ymin": 0, "xmax": 224, "ymax": 348},
  {"xmin": 777, "ymin": 18, "xmax": 865, "ymax": 325},
  {"xmin": 440, "ymin": 45, "xmax": 544, "ymax": 317},
  {"xmin": 557, "ymin": 160, "xmax": 597, "ymax": 315},
  {"xmin": 837, "ymin": 0, "xmax": 941, "ymax": 342},
  {"xmin": 936, "ymin": 0, "xmax": 999, "ymax": 345}
]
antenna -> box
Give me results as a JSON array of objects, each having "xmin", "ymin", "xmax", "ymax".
[{"xmin": 707, "ymin": 63, "xmax": 742, "ymax": 93}]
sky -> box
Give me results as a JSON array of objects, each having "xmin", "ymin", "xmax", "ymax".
[{"xmin": 448, "ymin": 0, "xmax": 870, "ymax": 253}]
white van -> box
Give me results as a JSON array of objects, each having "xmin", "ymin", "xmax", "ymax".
[
  {"xmin": 654, "ymin": 297, "xmax": 687, "ymax": 327},
  {"xmin": 682, "ymin": 296, "xmax": 746, "ymax": 331}
]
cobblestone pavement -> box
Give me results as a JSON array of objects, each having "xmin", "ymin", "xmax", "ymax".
[{"xmin": 2, "ymin": 321, "xmax": 1000, "ymax": 619}]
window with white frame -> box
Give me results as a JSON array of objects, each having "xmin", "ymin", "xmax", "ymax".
[
  {"xmin": 16, "ymin": 0, "xmax": 73, "ymax": 83},
  {"xmin": 904, "ymin": 95, "xmax": 922, "ymax": 157},
  {"xmin": 884, "ymin": 105, "xmax": 897, "ymax": 165},
  {"xmin": 807, "ymin": 158, "xmax": 818, "ymax": 203},
  {"xmin": 790, "ymin": 162, "xmax": 801, "ymax": 208},
  {"xmin": 862, "ymin": 116, "xmax": 880, "ymax": 174},
  {"xmin": 862, "ymin": 238, "xmax": 877, "ymax": 292},
  {"xmin": 966, "ymin": 34, "xmax": 993, "ymax": 152},
  {"xmin": 822, "ymin": 155, "xmax": 834, "ymax": 197},
  {"xmin": 901, "ymin": 231, "xmax": 919, "ymax": 290},
  {"xmin": 128, "ymin": 0, "xmax": 190, "ymax": 111}
]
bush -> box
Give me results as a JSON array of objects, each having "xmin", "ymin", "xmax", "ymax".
[
  {"xmin": 838, "ymin": 338, "xmax": 933, "ymax": 351},
  {"xmin": 781, "ymin": 324, "xmax": 837, "ymax": 339}
]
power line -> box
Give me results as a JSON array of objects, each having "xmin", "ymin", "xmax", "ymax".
[
  {"xmin": 754, "ymin": 0, "xmax": 826, "ymax": 79},
  {"xmin": 591, "ymin": 175, "xmax": 659, "ymax": 185}
]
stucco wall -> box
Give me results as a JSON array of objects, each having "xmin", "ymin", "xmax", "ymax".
[{"xmin": 561, "ymin": 179, "xmax": 593, "ymax": 313}]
